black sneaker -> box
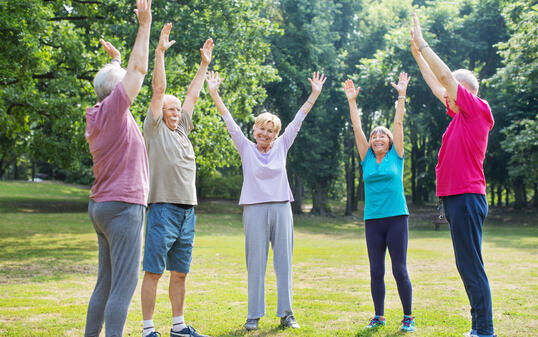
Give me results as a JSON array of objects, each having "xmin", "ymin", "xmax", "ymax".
[
  {"xmin": 170, "ymin": 326, "xmax": 209, "ymax": 337},
  {"xmin": 146, "ymin": 332, "xmax": 161, "ymax": 337},
  {"xmin": 280, "ymin": 315, "xmax": 300, "ymax": 329}
]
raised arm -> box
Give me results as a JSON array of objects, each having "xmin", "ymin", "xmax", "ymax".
[
  {"xmin": 390, "ymin": 72, "xmax": 410, "ymax": 158},
  {"xmin": 410, "ymin": 33, "xmax": 445, "ymax": 106},
  {"xmin": 343, "ymin": 79, "xmax": 368, "ymax": 161},
  {"xmin": 299, "ymin": 72, "xmax": 326, "ymax": 114},
  {"xmin": 206, "ymin": 71, "xmax": 230, "ymax": 117},
  {"xmin": 182, "ymin": 38, "xmax": 214, "ymax": 118},
  {"xmin": 411, "ymin": 13, "xmax": 458, "ymax": 102},
  {"xmin": 99, "ymin": 39, "xmax": 121, "ymax": 65},
  {"xmin": 149, "ymin": 23, "xmax": 176, "ymax": 122},
  {"xmin": 121, "ymin": 0, "xmax": 152, "ymax": 102}
]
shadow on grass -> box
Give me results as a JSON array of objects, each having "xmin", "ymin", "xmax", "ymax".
[
  {"xmin": 215, "ymin": 326, "xmax": 285, "ymax": 337},
  {"xmin": 355, "ymin": 328, "xmax": 406, "ymax": 337},
  {"xmin": 0, "ymin": 235, "xmax": 98, "ymax": 284},
  {"xmin": 0, "ymin": 198, "xmax": 89, "ymax": 213}
]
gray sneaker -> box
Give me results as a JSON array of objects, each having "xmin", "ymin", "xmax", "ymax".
[
  {"xmin": 280, "ymin": 315, "xmax": 300, "ymax": 329},
  {"xmin": 244, "ymin": 318, "xmax": 259, "ymax": 331}
]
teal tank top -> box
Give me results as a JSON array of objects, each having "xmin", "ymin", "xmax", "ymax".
[{"xmin": 361, "ymin": 146, "xmax": 409, "ymax": 220}]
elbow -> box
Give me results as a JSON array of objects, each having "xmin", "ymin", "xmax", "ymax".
[
  {"xmin": 152, "ymin": 85, "xmax": 166, "ymax": 96},
  {"xmin": 438, "ymin": 71, "xmax": 453, "ymax": 88},
  {"xmin": 133, "ymin": 63, "xmax": 148, "ymax": 76}
]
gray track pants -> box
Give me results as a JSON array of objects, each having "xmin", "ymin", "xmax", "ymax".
[
  {"xmin": 85, "ymin": 200, "xmax": 145, "ymax": 337},
  {"xmin": 243, "ymin": 202, "xmax": 294, "ymax": 319}
]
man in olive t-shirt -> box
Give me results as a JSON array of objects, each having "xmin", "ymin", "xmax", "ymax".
[{"xmin": 140, "ymin": 23, "xmax": 214, "ymax": 337}]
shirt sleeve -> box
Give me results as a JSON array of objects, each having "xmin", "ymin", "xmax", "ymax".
[
  {"xmin": 97, "ymin": 83, "xmax": 132, "ymax": 127},
  {"xmin": 178, "ymin": 111, "xmax": 194, "ymax": 135},
  {"xmin": 143, "ymin": 107, "xmax": 161, "ymax": 136},
  {"xmin": 456, "ymin": 84, "xmax": 494, "ymax": 128},
  {"xmin": 278, "ymin": 110, "xmax": 307, "ymax": 151},
  {"xmin": 221, "ymin": 112, "xmax": 249, "ymax": 155}
]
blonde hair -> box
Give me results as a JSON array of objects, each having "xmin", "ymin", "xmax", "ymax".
[
  {"xmin": 370, "ymin": 126, "xmax": 393, "ymax": 150},
  {"xmin": 254, "ymin": 112, "xmax": 282, "ymax": 135},
  {"xmin": 453, "ymin": 69, "xmax": 479, "ymax": 94},
  {"xmin": 93, "ymin": 63, "xmax": 126, "ymax": 102}
]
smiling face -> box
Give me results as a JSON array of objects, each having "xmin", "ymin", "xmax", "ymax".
[
  {"xmin": 253, "ymin": 121, "xmax": 277, "ymax": 151},
  {"xmin": 369, "ymin": 127, "xmax": 393, "ymax": 157},
  {"xmin": 162, "ymin": 95, "xmax": 182, "ymax": 130}
]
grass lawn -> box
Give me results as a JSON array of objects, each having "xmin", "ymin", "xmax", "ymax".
[{"xmin": 0, "ymin": 181, "xmax": 536, "ymax": 336}]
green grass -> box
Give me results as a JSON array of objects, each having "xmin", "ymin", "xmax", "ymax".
[{"xmin": 0, "ymin": 181, "xmax": 536, "ymax": 336}]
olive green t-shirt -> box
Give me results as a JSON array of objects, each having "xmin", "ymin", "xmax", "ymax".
[{"xmin": 143, "ymin": 109, "xmax": 197, "ymax": 205}]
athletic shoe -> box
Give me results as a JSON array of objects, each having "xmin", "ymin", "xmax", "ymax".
[
  {"xmin": 469, "ymin": 334, "xmax": 497, "ymax": 337},
  {"xmin": 170, "ymin": 326, "xmax": 208, "ymax": 337},
  {"xmin": 365, "ymin": 316, "xmax": 386, "ymax": 329},
  {"xmin": 146, "ymin": 332, "xmax": 161, "ymax": 337},
  {"xmin": 401, "ymin": 316, "xmax": 416, "ymax": 332},
  {"xmin": 280, "ymin": 314, "xmax": 300, "ymax": 329},
  {"xmin": 463, "ymin": 330, "xmax": 475, "ymax": 337},
  {"xmin": 244, "ymin": 318, "xmax": 259, "ymax": 331}
]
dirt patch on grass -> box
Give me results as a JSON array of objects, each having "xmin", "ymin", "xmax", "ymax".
[{"xmin": 0, "ymin": 261, "xmax": 97, "ymax": 284}]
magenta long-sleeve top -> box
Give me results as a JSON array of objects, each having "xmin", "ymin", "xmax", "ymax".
[{"xmin": 221, "ymin": 110, "xmax": 306, "ymax": 205}]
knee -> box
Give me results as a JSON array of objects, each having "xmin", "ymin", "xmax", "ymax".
[
  {"xmin": 392, "ymin": 265, "xmax": 409, "ymax": 282},
  {"xmin": 144, "ymin": 271, "xmax": 162, "ymax": 283},
  {"xmin": 370, "ymin": 267, "xmax": 385, "ymax": 282},
  {"xmin": 170, "ymin": 271, "xmax": 187, "ymax": 283}
]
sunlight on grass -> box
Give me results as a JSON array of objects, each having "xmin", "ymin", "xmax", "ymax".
[{"xmin": 0, "ymin": 182, "xmax": 536, "ymax": 336}]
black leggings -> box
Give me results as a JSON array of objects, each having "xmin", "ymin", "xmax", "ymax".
[{"xmin": 365, "ymin": 215, "xmax": 412, "ymax": 316}]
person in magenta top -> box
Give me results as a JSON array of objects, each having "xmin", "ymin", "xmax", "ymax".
[
  {"xmin": 83, "ymin": 1, "xmax": 151, "ymax": 336},
  {"xmin": 206, "ymin": 70, "xmax": 326, "ymax": 331},
  {"xmin": 411, "ymin": 14, "xmax": 495, "ymax": 337}
]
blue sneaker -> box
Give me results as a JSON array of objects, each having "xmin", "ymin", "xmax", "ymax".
[
  {"xmin": 146, "ymin": 332, "xmax": 161, "ymax": 337},
  {"xmin": 401, "ymin": 316, "xmax": 415, "ymax": 332},
  {"xmin": 170, "ymin": 326, "xmax": 209, "ymax": 337},
  {"xmin": 365, "ymin": 316, "xmax": 386, "ymax": 329}
]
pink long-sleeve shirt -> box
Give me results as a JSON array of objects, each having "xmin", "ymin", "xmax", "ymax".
[
  {"xmin": 222, "ymin": 111, "xmax": 306, "ymax": 205},
  {"xmin": 436, "ymin": 84, "xmax": 494, "ymax": 197}
]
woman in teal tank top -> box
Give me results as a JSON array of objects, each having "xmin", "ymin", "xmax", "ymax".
[{"xmin": 343, "ymin": 72, "xmax": 415, "ymax": 332}]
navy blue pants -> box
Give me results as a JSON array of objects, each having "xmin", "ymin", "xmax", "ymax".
[
  {"xmin": 365, "ymin": 215, "xmax": 412, "ymax": 316},
  {"xmin": 443, "ymin": 194, "xmax": 494, "ymax": 336}
]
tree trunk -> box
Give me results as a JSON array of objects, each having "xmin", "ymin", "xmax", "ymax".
[
  {"xmin": 355, "ymin": 162, "xmax": 364, "ymax": 207},
  {"xmin": 513, "ymin": 179, "xmax": 527, "ymax": 208},
  {"xmin": 505, "ymin": 185, "xmax": 510, "ymax": 207},
  {"xmin": 534, "ymin": 183, "xmax": 538, "ymax": 208},
  {"xmin": 290, "ymin": 173, "xmax": 304, "ymax": 214},
  {"xmin": 490, "ymin": 184, "xmax": 495, "ymax": 207},
  {"xmin": 496, "ymin": 185, "xmax": 502, "ymax": 208},
  {"xmin": 311, "ymin": 180, "xmax": 331, "ymax": 216},
  {"xmin": 344, "ymin": 138, "xmax": 356, "ymax": 216}
]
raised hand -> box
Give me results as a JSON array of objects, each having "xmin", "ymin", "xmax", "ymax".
[
  {"xmin": 411, "ymin": 13, "xmax": 426, "ymax": 48},
  {"xmin": 206, "ymin": 71, "xmax": 223, "ymax": 94},
  {"xmin": 309, "ymin": 71, "xmax": 327, "ymax": 96},
  {"xmin": 390, "ymin": 72, "xmax": 411, "ymax": 95},
  {"xmin": 157, "ymin": 23, "xmax": 175, "ymax": 53},
  {"xmin": 134, "ymin": 0, "xmax": 152, "ymax": 25},
  {"xmin": 99, "ymin": 39, "xmax": 121, "ymax": 60},
  {"xmin": 200, "ymin": 38, "xmax": 214, "ymax": 65},
  {"xmin": 343, "ymin": 79, "xmax": 360, "ymax": 102},
  {"xmin": 410, "ymin": 30, "xmax": 420, "ymax": 57}
]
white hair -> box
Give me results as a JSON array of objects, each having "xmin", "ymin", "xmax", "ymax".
[
  {"xmin": 453, "ymin": 69, "xmax": 479, "ymax": 94},
  {"xmin": 93, "ymin": 63, "xmax": 126, "ymax": 101}
]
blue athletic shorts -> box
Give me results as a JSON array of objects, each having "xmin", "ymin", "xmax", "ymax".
[{"xmin": 143, "ymin": 203, "xmax": 196, "ymax": 274}]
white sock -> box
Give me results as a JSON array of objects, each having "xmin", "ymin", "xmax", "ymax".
[
  {"xmin": 171, "ymin": 315, "xmax": 187, "ymax": 332},
  {"xmin": 142, "ymin": 319, "xmax": 155, "ymax": 337}
]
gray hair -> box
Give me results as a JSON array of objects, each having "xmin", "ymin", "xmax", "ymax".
[
  {"xmin": 93, "ymin": 63, "xmax": 126, "ymax": 101},
  {"xmin": 453, "ymin": 69, "xmax": 479, "ymax": 94}
]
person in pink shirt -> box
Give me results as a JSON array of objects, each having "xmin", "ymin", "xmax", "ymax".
[
  {"xmin": 207, "ymin": 70, "xmax": 326, "ymax": 331},
  {"xmin": 411, "ymin": 14, "xmax": 495, "ymax": 337},
  {"xmin": 84, "ymin": 1, "xmax": 151, "ymax": 336}
]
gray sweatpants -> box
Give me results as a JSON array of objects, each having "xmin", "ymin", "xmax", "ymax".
[
  {"xmin": 85, "ymin": 200, "xmax": 145, "ymax": 337},
  {"xmin": 243, "ymin": 202, "xmax": 294, "ymax": 319}
]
